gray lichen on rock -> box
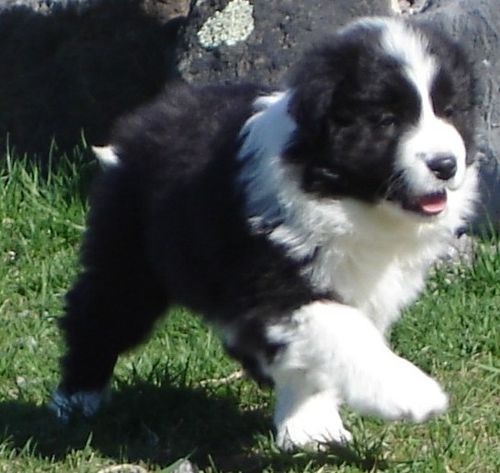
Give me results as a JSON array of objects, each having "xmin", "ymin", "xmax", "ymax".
[{"xmin": 197, "ymin": 0, "xmax": 254, "ymax": 49}]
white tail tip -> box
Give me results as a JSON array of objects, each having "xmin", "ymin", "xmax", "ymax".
[{"xmin": 92, "ymin": 146, "xmax": 120, "ymax": 168}]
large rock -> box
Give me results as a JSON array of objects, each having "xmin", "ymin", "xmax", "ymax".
[
  {"xmin": 0, "ymin": 0, "xmax": 190, "ymax": 18},
  {"xmin": 178, "ymin": 0, "xmax": 391, "ymax": 86},
  {"xmin": 416, "ymin": 0, "xmax": 500, "ymax": 230},
  {"xmin": 0, "ymin": 1, "xmax": 89, "ymax": 14},
  {"xmin": 142, "ymin": 0, "xmax": 190, "ymax": 22},
  {"xmin": 179, "ymin": 0, "xmax": 500, "ymax": 231}
]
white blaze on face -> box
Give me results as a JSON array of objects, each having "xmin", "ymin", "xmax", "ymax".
[{"xmin": 378, "ymin": 19, "xmax": 467, "ymax": 196}]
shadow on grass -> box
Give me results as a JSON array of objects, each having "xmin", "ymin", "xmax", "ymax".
[
  {"xmin": 0, "ymin": 382, "xmax": 386, "ymax": 471},
  {"xmin": 217, "ymin": 445, "xmax": 389, "ymax": 472},
  {"xmin": 0, "ymin": 382, "xmax": 264, "ymax": 467}
]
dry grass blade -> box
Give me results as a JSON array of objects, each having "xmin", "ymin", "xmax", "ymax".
[
  {"xmin": 199, "ymin": 369, "xmax": 245, "ymax": 387},
  {"xmin": 97, "ymin": 464, "xmax": 149, "ymax": 473}
]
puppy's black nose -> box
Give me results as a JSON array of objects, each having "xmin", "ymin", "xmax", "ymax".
[{"xmin": 426, "ymin": 154, "xmax": 457, "ymax": 181}]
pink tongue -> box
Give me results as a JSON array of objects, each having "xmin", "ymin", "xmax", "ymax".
[{"xmin": 419, "ymin": 193, "xmax": 447, "ymax": 214}]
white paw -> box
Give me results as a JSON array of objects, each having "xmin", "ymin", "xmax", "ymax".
[
  {"xmin": 50, "ymin": 387, "xmax": 109, "ymax": 422},
  {"xmin": 362, "ymin": 357, "xmax": 449, "ymax": 423},
  {"xmin": 276, "ymin": 417, "xmax": 352, "ymax": 451},
  {"xmin": 274, "ymin": 392, "xmax": 352, "ymax": 450}
]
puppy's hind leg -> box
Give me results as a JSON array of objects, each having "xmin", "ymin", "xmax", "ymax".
[
  {"xmin": 52, "ymin": 170, "xmax": 169, "ymax": 420},
  {"xmin": 53, "ymin": 269, "xmax": 169, "ymax": 421}
]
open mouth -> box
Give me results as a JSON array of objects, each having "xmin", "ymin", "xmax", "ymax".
[{"xmin": 403, "ymin": 190, "xmax": 448, "ymax": 216}]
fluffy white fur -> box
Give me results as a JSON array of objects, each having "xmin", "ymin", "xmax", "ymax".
[
  {"xmin": 267, "ymin": 302, "xmax": 448, "ymax": 449},
  {"xmin": 92, "ymin": 145, "xmax": 120, "ymax": 168}
]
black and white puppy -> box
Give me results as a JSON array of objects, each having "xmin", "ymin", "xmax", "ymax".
[{"xmin": 53, "ymin": 17, "xmax": 477, "ymax": 449}]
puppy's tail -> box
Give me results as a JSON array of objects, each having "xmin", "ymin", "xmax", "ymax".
[{"xmin": 92, "ymin": 146, "xmax": 120, "ymax": 168}]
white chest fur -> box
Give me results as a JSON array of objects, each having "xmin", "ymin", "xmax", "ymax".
[
  {"xmin": 305, "ymin": 211, "xmax": 441, "ymax": 333},
  {"xmin": 268, "ymin": 195, "xmax": 454, "ymax": 333}
]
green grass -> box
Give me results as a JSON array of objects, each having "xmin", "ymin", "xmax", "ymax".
[{"xmin": 0, "ymin": 150, "xmax": 498, "ymax": 472}]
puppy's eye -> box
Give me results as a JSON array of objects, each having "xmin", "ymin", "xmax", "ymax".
[
  {"xmin": 443, "ymin": 105, "xmax": 454, "ymax": 118},
  {"xmin": 372, "ymin": 113, "xmax": 397, "ymax": 128}
]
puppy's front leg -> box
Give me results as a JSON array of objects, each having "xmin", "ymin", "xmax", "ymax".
[
  {"xmin": 268, "ymin": 301, "xmax": 448, "ymax": 449},
  {"xmin": 272, "ymin": 374, "xmax": 352, "ymax": 450}
]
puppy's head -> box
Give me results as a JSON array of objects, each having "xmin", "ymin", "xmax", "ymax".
[{"xmin": 286, "ymin": 17, "xmax": 476, "ymax": 219}]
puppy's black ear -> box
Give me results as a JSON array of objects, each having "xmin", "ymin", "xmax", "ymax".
[
  {"xmin": 287, "ymin": 78, "xmax": 334, "ymax": 140},
  {"xmin": 287, "ymin": 41, "xmax": 355, "ymax": 140}
]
